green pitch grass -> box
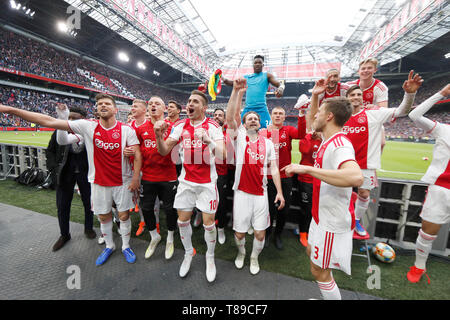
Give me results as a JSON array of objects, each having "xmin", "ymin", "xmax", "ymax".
[
  {"xmin": 0, "ymin": 132, "xmax": 434, "ymax": 181},
  {"xmin": 0, "ymin": 131, "xmax": 54, "ymax": 148},
  {"xmin": 0, "ymin": 179, "xmax": 448, "ymax": 300}
]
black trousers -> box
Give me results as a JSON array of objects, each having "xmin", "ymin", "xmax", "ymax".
[
  {"xmin": 296, "ymin": 180, "xmax": 313, "ymax": 233},
  {"xmin": 56, "ymin": 170, "xmax": 93, "ymax": 237},
  {"xmin": 141, "ymin": 180, "xmax": 178, "ymax": 232},
  {"xmin": 267, "ymin": 177, "xmax": 293, "ymax": 237},
  {"xmin": 216, "ymin": 174, "xmax": 228, "ymax": 228}
]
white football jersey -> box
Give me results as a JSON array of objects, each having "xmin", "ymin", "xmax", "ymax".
[
  {"xmin": 422, "ymin": 122, "xmax": 450, "ymax": 189},
  {"xmin": 68, "ymin": 119, "xmax": 139, "ymax": 186},
  {"xmin": 312, "ymin": 132, "xmax": 357, "ymax": 233}
]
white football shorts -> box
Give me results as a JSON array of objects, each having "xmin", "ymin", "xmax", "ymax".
[
  {"xmin": 173, "ymin": 180, "xmax": 218, "ymax": 214},
  {"xmin": 232, "ymin": 189, "xmax": 270, "ymax": 233},
  {"xmin": 91, "ymin": 181, "xmax": 136, "ymax": 215},
  {"xmin": 420, "ymin": 184, "xmax": 450, "ymax": 225},
  {"xmin": 308, "ymin": 220, "xmax": 353, "ymax": 275}
]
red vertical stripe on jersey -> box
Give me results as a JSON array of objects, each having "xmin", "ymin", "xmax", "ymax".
[{"xmin": 435, "ymin": 160, "xmax": 450, "ymax": 189}]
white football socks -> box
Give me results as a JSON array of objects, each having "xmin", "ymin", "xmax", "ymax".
[
  {"xmin": 203, "ymin": 223, "xmax": 217, "ymax": 257},
  {"xmin": 251, "ymin": 237, "xmax": 265, "ymax": 259},
  {"xmin": 415, "ymin": 229, "xmax": 437, "ymax": 270},
  {"xmin": 178, "ymin": 219, "xmax": 193, "ymax": 255},
  {"xmin": 119, "ymin": 218, "xmax": 131, "ymax": 251},
  {"xmin": 355, "ymin": 195, "xmax": 369, "ymax": 220},
  {"xmin": 317, "ymin": 278, "xmax": 341, "ymax": 300},
  {"xmin": 100, "ymin": 219, "xmax": 114, "ymax": 250},
  {"xmin": 235, "ymin": 235, "xmax": 246, "ymax": 255}
]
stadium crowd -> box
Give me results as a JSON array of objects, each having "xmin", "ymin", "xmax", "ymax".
[
  {"xmin": 0, "ymin": 86, "xmax": 94, "ymax": 127},
  {"xmin": 0, "ymin": 29, "xmax": 188, "ymax": 103}
]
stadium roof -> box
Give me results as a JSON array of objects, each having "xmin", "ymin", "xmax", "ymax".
[{"xmin": 1, "ymin": 0, "xmax": 449, "ymax": 85}]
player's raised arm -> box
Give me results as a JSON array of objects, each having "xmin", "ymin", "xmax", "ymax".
[
  {"xmin": 226, "ymin": 78, "xmax": 247, "ymax": 131},
  {"xmin": 409, "ymin": 84, "xmax": 450, "ymax": 132},
  {"xmin": 0, "ymin": 104, "xmax": 70, "ymax": 131},
  {"xmin": 307, "ymin": 79, "xmax": 327, "ymax": 131},
  {"xmin": 391, "ymin": 70, "xmax": 423, "ymax": 118}
]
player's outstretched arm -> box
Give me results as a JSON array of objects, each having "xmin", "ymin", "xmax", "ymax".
[
  {"xmin": 282, "ymin": 161, "xmax": 363, "ymax": 188},
  {"xmin": 0, "ymin": 104, "xmax": 70, "ymax": 131},
  {"xmin": 409, "ymin": 84, "xmax": 450, "ymax": 131}
]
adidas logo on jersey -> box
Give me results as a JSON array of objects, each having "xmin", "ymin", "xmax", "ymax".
[
  {"xmin": 343, "ymin": 126, "xmax": 367, "ymax": 134},
  {"xmin": 95, "ymin": 138, "xmax": 120, "ymax": 150},
  {"xmin": 143, "ymin": 131, "xmax": 149, "ymax": 136},
  {"xmin": 95, "ymin": 132, "xmax": 101, "ymax": 136},
  {"xmin": 144, "ymin": 139, "xmax": 156, "ymax": 148}
]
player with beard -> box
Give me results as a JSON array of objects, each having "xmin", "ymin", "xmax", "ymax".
[
  {"xmin": 282, "ymin": 96, "xmax": 363, "ymax": 300},
  {"xmin": 154, "ymin": 90, "xmax": 225, "ymax": 282},
  {"xmin": 226, "ymin": 78, "xmax": 285, "ymax": 275},
  {"xmin": 223, "ymin": 55, "xmax": 285, "ymax": 128},
  {"xmin": 318, "ymin": 69, "xmax": 349, "ymax": 105},
  {"xmin": 0, "ymin": 94, "xmax": 142, "ymax": 266}
]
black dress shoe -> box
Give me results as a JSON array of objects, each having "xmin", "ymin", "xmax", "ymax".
[
  {"xmin": 274, "ymin": 235, "xmax": 283, "ymax": 250},
  {"xmin": 84, "ymin": 229, "xmax": 96, "ymax": 239},
  {"xmin": 52, "ymin": 235, "xmax": 71, "ymax": 252}
]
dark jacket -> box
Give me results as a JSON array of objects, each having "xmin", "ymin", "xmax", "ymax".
[{"xmin": 45, "ymin": 131, "xmax": 89, "ymax": 186}]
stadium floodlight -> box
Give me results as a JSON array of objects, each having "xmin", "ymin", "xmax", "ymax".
[
  {"xmin": 137, "ymin": 61, "xmax": 146, "ymax": 70},
  {"xmin": 25, "ymin": 8, "xmax": 30, "ymax": 15},
  {"xmin": 30, "ymin": 11, "xmax": 35, "ymax": 17},
  {"xmin": 361, "ymin": 32, "xmax": 372, "ymax": 42},
  {"xmin": 118, "ymin": 52, "xmax": 130, "ymax": 62},
  {"xmin": 10, "ymin": 0, "xmax": 17, "ymax": 9},
  {"xmin": 445, "ymin": 53, "xmax": 450, "ymax": 59},
  {"xmin": 153, "ymin": 70, "xmax": 160, "ymax": 77},
  {"xmin": 57, "ymin": 21, "xmax": 68, "ymax": 33}
]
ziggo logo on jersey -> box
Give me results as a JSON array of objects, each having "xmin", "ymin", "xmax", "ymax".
[
  {"xmin": 343, "ymin": 126, "xmax": 367, "ymax": 134},
  {"xmin": 183, "ymin": 138, "xmax": 204, "ymax": 148},
  {"xmin": 247, "ymin": 148, "xmax": 265, "ymax": 161},
  {"xmin": 95, "ymin": 138, "xmax": 120, "ymax": 150},
  {"xmin": 144, "ymin": 139, "xmax": 157, "ymax": 148}
]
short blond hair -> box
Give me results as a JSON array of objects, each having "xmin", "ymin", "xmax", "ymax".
[
  {"xmin": 359, "ymin": 57, "xmax": 378, "ymax": 69},
  {"xmin": 133, "ymin": 99, "xmax": 148, "ymax": 108}
]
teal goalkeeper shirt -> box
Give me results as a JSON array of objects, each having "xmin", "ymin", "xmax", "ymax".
[{"xmin": 244, "ymin": 71, "xmax": 269, "ymax": 110}]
